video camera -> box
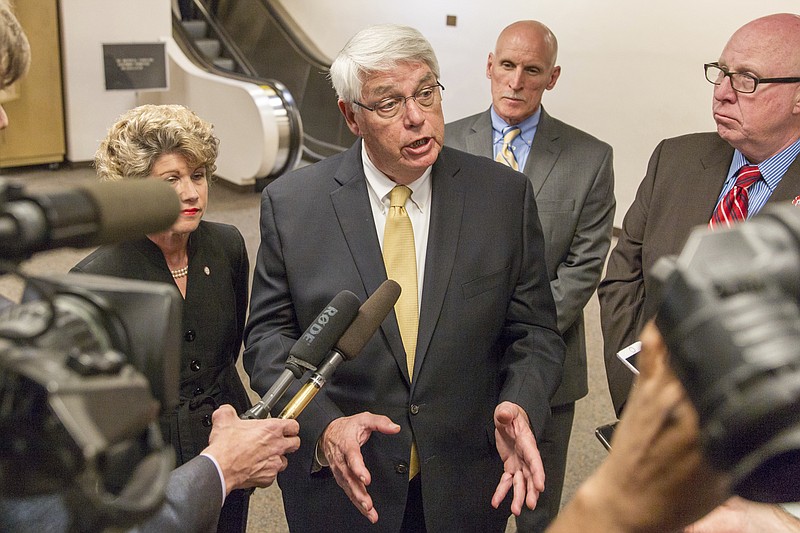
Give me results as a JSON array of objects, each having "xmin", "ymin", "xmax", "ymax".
[
  {"xmin": 0, "ymin": 179, "xmax": 182, "ymax": 531},
  {"xmin": 653, "ymin": 202, "xmax": 800, "ymax": 503}
]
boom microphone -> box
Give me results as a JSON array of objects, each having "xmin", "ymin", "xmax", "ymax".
[
  {"xmin": 278, "ymin": 279, "xmax": 401, "ymax": 420},
  {"xmin": 241, "ymin": 290, "xmax": 362, "ymax": 420},
  {"xmin": 0, "ymin": 179, "xmax": 181, "ymax": 261}
]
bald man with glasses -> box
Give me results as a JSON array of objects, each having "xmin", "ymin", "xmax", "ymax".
[{"xmin": 600, "ymin": 12, "xmax": 800, "ymax": 418}]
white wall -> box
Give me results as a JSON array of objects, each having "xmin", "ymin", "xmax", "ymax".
[
  {"xmin": 279, "ymin": 1, "xmax": 799, "ymax": 225},
  {"xmin": 55, "ymin": 1, "xmax": 799, "ymax": 222},
  {"xmin": 59, "ymin": 0, "xmax": 171, "ymax": 162}
]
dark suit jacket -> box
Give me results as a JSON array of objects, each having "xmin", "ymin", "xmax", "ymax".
[
  {"xmin": 243, "ymin": 142, "xmax": 565, "ymax": 532},
  {"xmin": 71, "ymin": 221, "xmax": 253, "ymax": 531},
  {"xmin": 599, "ymin": 132, "xmax": 800, "ymax": 415},
  {"xmin": 71, "ymin": 221, "xmax": 252, "ymax": 463},
  {"xmin": 446, "ymin": 107, "xmax": 615, "ymax": 406}
]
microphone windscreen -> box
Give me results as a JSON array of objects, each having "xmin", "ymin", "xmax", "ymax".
[
  {"xmin": 81, "ymin": 181, "xmax": 181, "ymax": 245},
  {"xmin": 336, "ymin": 279, "xmax": 401, "ymax": 360},
  {"xmin": 288, "ymin": 290, "xmax": 361, "ymax": 367}
]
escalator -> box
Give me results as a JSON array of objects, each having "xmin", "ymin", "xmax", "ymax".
[{"xmin": 173, "ymin": 0, "xmax": 355, "ymax": 185}]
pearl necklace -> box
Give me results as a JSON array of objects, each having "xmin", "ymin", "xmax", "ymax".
[{"xmin": 170, "ymin": 265, "xmax": 189, "ymax": 279}]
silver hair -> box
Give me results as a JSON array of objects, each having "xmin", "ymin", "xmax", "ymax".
[{"xmin": 328, "ymin": 24, "xmax": 440, "ymax": 105}]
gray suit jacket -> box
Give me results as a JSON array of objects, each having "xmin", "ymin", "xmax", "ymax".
[
  {"xmin": 446, "ymin": 107, "xmax": 615, "ymax": 406},
  {"xmin": 0, "ymin": 455, "xmax": 223, "ymax": 532},
  {"xmin": 138, "ymin": 455, "xmax": 223, "ymax": 533},
  {"xmin": 598, "ymin": 132, "xmax": 800, "ymax": 416},
  {"xmin": 243, "ymin": 142, "xmax": 565, "ymax": 532}
]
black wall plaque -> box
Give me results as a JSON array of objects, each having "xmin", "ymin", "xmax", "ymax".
[{"xmin": 103, "ymin": 43, "xmax": 167, "ymax": 91}]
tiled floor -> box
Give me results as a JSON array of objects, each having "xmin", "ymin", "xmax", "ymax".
[{"xmin": 0, "ymin": 163, "xmax": 616, "ymax": 532}]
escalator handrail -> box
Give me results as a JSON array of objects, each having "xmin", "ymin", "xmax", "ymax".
[
  {"xmin": 255, "ymin": 0, "xmax": 333, "ymax": 72},
  {"xmin": 171, "ymin": 8, "xmax": 304, "ymax": 178}
]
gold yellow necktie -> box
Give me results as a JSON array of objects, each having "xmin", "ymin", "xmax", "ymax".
[
  {"xmin": 495, "ymin": 126, "xmax": 520, "ymax": 171},
  {"xmin": 382, "ymin": 184, "xmax": 420, "ymax": 479}
]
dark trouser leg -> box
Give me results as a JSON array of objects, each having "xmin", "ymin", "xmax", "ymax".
[
  {"xmin": 514, "ymin": 402, "xmax": 575, "ymax": 533},
  {"xmin": 400, "ymin": 474, "xmax": 427, "ymax": 532}
]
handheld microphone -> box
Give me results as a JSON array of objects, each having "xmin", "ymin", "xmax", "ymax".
[
  {"xmin": 0, "ymin": 179, "xmax": 180, "ymax": 261},
  {"xmin": 241, "ymin": 290, "xmax": 361, "ymax": 420},
  {"xmin": 278, "ymin": 279, "xmax": 401, "ymax": 420}
]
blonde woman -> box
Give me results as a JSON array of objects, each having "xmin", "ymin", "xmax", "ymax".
[{"xmin": 72, "ymin": 104, "xmax": 252, "ymax": 532}]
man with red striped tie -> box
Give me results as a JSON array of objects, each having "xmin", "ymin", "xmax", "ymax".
[
  {"xmin": 600, "ymin": 12, "xmax": 800, "ymax": 419},
  {"xmin": 596, "ymin": 13, "xmax": 800, "ymax": 532}
]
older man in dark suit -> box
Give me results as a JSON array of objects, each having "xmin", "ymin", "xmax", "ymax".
[
  {"xmin": 446, "ymin": 20, "xmax": 615, "ymax": 532},
  {"xmin": 600, "ymin": 12, "xmax": 800, "ymax": 417},
  {"xmin": 243, "ymin": 23, "xmax": 565, "ymax": 533}
]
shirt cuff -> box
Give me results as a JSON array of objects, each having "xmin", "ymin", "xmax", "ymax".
[
  {"xmin": 312, "ymin": 439, "xmax": 329, "ymax": 473},
  {"xmin": 200, "ymin": 452, "xmax": 227, "ymax": 507},
  {"xmin": 780, "ymin": 502, "xmax": 800, "ymax": 519}
]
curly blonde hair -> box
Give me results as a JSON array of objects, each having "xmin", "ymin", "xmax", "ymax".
[
  {"xmin": 95, "ymin": 104, "xmax": 219, "ymax": 182},
  {"xmin": 0, "ymin": 0, "xmax": 30, "ymax": 89}
]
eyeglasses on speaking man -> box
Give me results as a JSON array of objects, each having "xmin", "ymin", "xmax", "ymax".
[{"xmin": 353, "ymin": 82, "xmax": 445, "ymax": 119}]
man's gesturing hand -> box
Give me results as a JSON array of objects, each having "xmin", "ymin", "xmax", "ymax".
[
  {"xmin": 491, "ymin": 401, "xmax": 545, "ymax": 516},
  {"xmin": 320, "ymin": 412, "xmax": 401, "ymax": 524}
]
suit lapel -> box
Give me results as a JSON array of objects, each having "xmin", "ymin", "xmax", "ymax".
[
  {"xmin": 525, "ymin": 109, "xmax": 560, "ymax": 196},
  {"xmin": 465, "ymin": 108, "xmax": 560, "ymax": 197},
  {"xmin": 330, "ymin": 145, "xmax": 408, "ymax": 379},
  {"xmin": 697, "ymin": 141, "xmax": 735, "ymax": 218},
  {"xmin": 413, "ymin": 150, "xmax": 463, "ymax": 383},
  {"xmin": 465, "ymin": 111, "xmax": 495, "ymax": 159}
]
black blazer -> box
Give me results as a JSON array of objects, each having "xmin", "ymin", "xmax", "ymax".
[
  {"xmin": 243, "ymin": 142, "xmax": 565, "ymax": 532},
  {"xmin": 72, "ymin": 221, "xmax": 252, "ymax": 463}
]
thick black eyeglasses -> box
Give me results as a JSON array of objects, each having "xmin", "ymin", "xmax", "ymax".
[
  {"xmin": 353, "ymin": 82, "xmax": 445, "ymax": 119},
  {"xmin": 704, "ymin": 62, "xmax": 800, "ymax": 94}
]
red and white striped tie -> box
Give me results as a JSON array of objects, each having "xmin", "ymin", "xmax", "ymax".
[{"xmin": 709, "ymin": 165, "xmax": 762, "ymax": 229}]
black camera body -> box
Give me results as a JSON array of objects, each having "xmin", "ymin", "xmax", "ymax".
[
  {"xmin": 0, "ymin": 273, "xmax": 182, "ymax": 529},
  {"xmin": 653, "ymin": 202, "xmax": 800, "ymax": 503},
  {"xmin": 0, "ymin": 177, "xmax": 183, "ymax": 531}
]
